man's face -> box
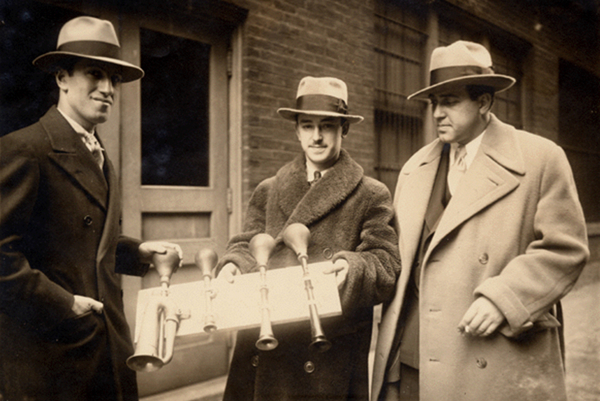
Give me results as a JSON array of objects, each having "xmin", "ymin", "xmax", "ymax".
[
  {"xmin": 56, "ymin": 58, "xmax": 123, "ymax": 131},
  {"xmin": 296, "ymin": 114, "xmax": 344, "ymax": 171},
  {"xmin": 429, "ymin": 87, "xmax": 484, "ymax": 145}
]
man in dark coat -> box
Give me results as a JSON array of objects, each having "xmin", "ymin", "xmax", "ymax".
[
  {"xmin": 216, "ymin": 76, "xmax": 401, "ymax": 400},
  {"xmin": 0, "ymin": 16, "xmax": 182, "ymax": 401}
]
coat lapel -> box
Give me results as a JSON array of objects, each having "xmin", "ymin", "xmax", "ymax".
[
  {"xmin": 425, "ymin": 115, "xmax": 525, "ymax": 260},
  {"xmin": 275, "ymin": 149, "xmax": 364, "ymax": 232},
  {"xmin": 41, "ymin": 107, "xmax": 108, "ymax": 210},
  {"xmin": 396, "ymin": 140, "xmax": 445, "ymax": 271},
  {"xmin": 96, "ymin": 158, "xmax": 121, "ymax": 265}
]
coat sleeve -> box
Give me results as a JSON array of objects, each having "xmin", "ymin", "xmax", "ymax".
[
  {"xmin": 475, "ymin": 144, "xmax": 589, "ymax": 337},
  {"xmin": 333, "ymin": 181, "xmax": 401, "ymax": 313},
  {"xmin": 0, "ymin": 139, "xmax": 75, "ymax": 331},
  {"xmin": 215, "ymin": 179, "xmax": 272, "ymax": 274},
  {"xmin": 115, "ymin": 235, "xmax": 149, "ymax": 276}
]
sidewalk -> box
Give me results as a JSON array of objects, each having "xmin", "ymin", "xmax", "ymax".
[{"xmin": 563, "ymin": 261, "xmax": 600, "ymax": 401}]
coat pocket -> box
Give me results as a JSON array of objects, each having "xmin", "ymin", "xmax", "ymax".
[{"xmin": 46, "ymin": 312, "xmax": 103, "ymax": 345}]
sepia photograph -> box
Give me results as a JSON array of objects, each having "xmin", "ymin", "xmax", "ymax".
[{"xmin": 1, "ymin": 0, "xmax": 598, "ymax": 400}]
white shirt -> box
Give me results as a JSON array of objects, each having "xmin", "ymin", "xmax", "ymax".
[
  {"xmin": 449, "ymin": 130, "xmax": 485, "ymax": 171},
  {"xmin": 448, "ymin": 131, "xmax": 485, "ymax": 195},
  {"xmin": 57, "ymin": 108, "xmax": 105, "ymax": 168},
  {"xmin": 306, "ymin": 161, "xmax": 330, "ymax": 183}
]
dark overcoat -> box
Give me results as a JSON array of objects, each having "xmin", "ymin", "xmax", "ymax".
[
  {"xmin": 217, "ymin": 149, "xmax": 401, "ymax": 401},
  {"xmin": 0, "ymin": 107, "xmax": 148, "ymax": 401},
  {"xmin": 372, "ymin": 114, "xmax": 589, "ymax": 401}
]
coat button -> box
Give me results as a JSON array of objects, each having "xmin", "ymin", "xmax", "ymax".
[
  {"xmin": 478, "ymin": 253, "xmax": 489, "ymax": 264},
  {"xmin": 323, "ymin": 248, "xmax": 333, "ymax": 260},
  {"xmin": 476, "ymin": 357, "xmax": 487, "ymax": 368},
  {"xmin": 304, "ymin": 361, "xmax": 315, "ymax": 374},
  {"xmin": 251, "ymin": 355, "xmax": 259, "ymax": 367},
  {"xmin": 84, "ymin": 215, "xmax": 93, "ymax": 226}
]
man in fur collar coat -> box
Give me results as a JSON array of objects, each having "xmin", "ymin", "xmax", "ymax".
[{"xmin": 216, "ymin": 76, "xmax": 401, "ymax": 400}]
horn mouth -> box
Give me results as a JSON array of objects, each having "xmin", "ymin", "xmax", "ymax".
[{"xmin": 126, "ymin": 354, "xmax": 165, "ymax": 372}]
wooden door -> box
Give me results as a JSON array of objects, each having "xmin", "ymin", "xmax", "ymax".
[{"xmin": 118, "ymin": 14, "xmax": 232, "ymax": 397}]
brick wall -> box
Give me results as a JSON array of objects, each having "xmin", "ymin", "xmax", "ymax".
[
  {"xmin": 225, "ymin": 0, "xmax": 598, "ymax": 221},
  {"xmin": 228, "ymin": 0, "xmax": 377, "ymax": 208}
]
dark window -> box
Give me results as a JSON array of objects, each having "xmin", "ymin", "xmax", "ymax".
[
  {"xmin": 374, "ymin": 0, "xmax": 428, "ymax": 194},
  {"xmin": 559, "ymin": 60, "xmax": 600, "ymax": 222},
  {"xmin": 141, "ymin": 29, "xmax": 210, "ymax": 186}
]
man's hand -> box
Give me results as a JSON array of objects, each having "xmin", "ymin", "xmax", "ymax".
[
  {"xmin": 139, "ymin": 241, "xmax": 183, "ymax": 269},
  {"xmin": 216, "ymin": 262, "xmax": 241, "ymax": 284},
  {"xmin": 72, "ymin": 295, "xmax": 104, "ymax": 316},
  {"xmin": 323, "ymin": 257, "xmax": 349, "ymax": 288},
  {"xmin": 458, "ymin": 296, "xmax": 505, "ymax": 337}
]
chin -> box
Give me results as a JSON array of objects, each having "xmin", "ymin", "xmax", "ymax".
[{"xmin": 437, "ymin": 134, "xmax": 454, "ymax": 143}]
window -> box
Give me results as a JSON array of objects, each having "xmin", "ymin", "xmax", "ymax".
[
  {"xmin": 141, "ymin": 29, "xmax": 211, "ymax": 187},
  {"xmin": 559, "ymin": 60, "xmax": 600, "ymax": 221},
  {"xmin": 374, "ymin": 0, "xmax": 428, "ymax": 193}
]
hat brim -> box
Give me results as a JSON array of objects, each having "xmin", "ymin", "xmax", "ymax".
[
  {"xmin": 407, "ymin": 74, "xmax": 516, "ymax": 100},
  {"xmin": 277, "ymin": 108, "xmax": 364, "ymax": 124},
  {"xmin": 33, "ymin": 52, "xmax": 144, "ymax": 82}
]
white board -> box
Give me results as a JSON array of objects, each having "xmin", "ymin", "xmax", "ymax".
[{"xmin": 134, "ymin": 261, "xmax": 342, "ymax": 341}]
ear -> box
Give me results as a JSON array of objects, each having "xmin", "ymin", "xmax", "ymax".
[
  {"xmin": 478, "ymin": 93, "xmax": 493, "ymax": 114},
  {"xmin": 55, "ymin": 69, "xmax": 69, "ymax": 92},
  {"xmin": 341, "ymin": 121, "xmax": 350, "ymax": 137}
]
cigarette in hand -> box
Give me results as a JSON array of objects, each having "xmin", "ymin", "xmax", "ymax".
[{"xmin": 458, "ymin": 325, "xmax": 471, "ymax": 335}]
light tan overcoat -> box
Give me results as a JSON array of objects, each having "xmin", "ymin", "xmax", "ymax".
[{"xmin": 372, "ymin": 114, "xmax": 589, "ymax": 401}]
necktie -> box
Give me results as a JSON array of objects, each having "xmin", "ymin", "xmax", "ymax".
[
  {"xmin": 79, "ymin": 132, "xmax": 105, "ymax": 169},
  {"xmin": 310, "ymin": 171, "xmax": 322, "ymax": 186},
  {"xmin": 447, "ymin": 144, "xmax": 466, "ymax": 195}
]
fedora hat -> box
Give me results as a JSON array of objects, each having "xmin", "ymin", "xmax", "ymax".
[
  {"xmin": 407, "ymin": 40, "xmax": 515, "ymax": 100},
  {"xmin": 33, "ymin": 16, "xmax": 144, "ymax": 82},
  {"xmin": 278, "ymin": 77, "xmax": 364, "ymax": 124}
]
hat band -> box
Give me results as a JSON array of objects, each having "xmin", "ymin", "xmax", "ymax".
[
  {"xmin": 430, "ymin": 65, "xmax": 494, "ymax": 86},
  {"xmin": 58, "ymin": 40, "xmax": 121, "ymax": 61},
  {"xmin": 296, "ymin": 95, "xmax": 348, "ymax": 115}
]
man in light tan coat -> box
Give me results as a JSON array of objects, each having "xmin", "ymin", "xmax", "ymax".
[{"xmin": 372, "ymin": 40, "xmax": 589, "ymax": 401}]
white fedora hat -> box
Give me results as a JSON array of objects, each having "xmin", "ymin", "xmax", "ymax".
[
  {"xmin": 408, "ymin": 40, "xmax": 515, "ymax": 100},
  {"xmin": 33, "ymin": 16, "xmax": 144, "ymax": 82},
  {"xmin": 278, "ymin": 76, "xmax": 364, "ymax": 124}
]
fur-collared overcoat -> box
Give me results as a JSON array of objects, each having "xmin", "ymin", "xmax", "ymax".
[
  {"xmin": 372, "ymin": 114, "xmax": 589, "ymax": 401},
  {"xmin": 217, "ymin": 149, "xmax": 400, "ymax": 401},
  {"xmin": 0, "ymin": 107, "xmax": 148, "ymax": 401}
]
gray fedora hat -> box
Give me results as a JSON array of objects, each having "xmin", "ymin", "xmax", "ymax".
[
  {"xmin": 278, "ymin": 77, "xmax": 364, "ymax": 124},
  {"xmin": 408, "ymin": 41, "xmax": 515, "ymax": 100},
  {"xmin": 33, "ymin": 16, "xmax": 144, "ymax": 82}
]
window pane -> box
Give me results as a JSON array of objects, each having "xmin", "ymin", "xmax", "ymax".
[
  {"xmin": 374, "ymin": 1, "xmax": 427, "ymax": 193},
  {"xmin": 141, "ymin": 29, "xmax": 210, "ymax": 186}
]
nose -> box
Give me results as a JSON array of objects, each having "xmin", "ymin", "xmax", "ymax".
[
  {"xmin": 98, "ymin": 77, "xmax": 115, "ymax": 95},
  {"xmin": 432, "ymin": 104, "xmax": 444, "ymax": 120},
  {"xmin": 311, "ymin": 127, "xmax": 323, "ymax": 142}
]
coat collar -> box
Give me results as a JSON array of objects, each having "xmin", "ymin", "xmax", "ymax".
[
  {"xmin": 41, "ymin": 106, "xmax": 109, "ymax": 210},
  {"xmin": 275, "ymin": 148, "xmax": 364, "ymax": 231},
  {"xmin": 424, "ymin": 114, "xmax": 524, "ymax": 261}
]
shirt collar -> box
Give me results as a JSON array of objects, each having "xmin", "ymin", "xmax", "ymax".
[
  {"xmin": 57, "ymin": 107, "xmax": 95, "ymax": 136},
  {"xmin": 450, "ymin": 130, "xmax": 485, "ymax": 170},
  {"xmin": 306, "ymin": 160, "xmax": 330, "ymax": 182}
]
